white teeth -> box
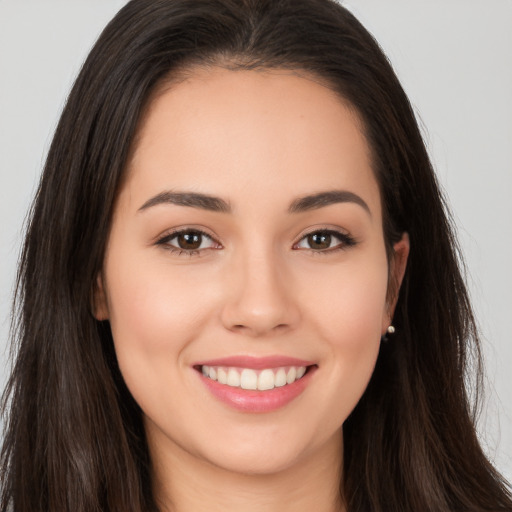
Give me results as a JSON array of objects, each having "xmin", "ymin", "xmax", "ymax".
[
  {"xmin": 217, "ymin": 367, "xmax": 227, "ymax": 384},
  {"xmin": 227, "ymin": 368, "xmax": 240, "ymax": 387},
  {"xmin": 286, "ymin": 367, "xmax": 297, "ymax": 384},
  {"xmin": 200, "ymin": 365, "xmax": 309, "ymax": 390},
  {"xmin": 258, "ymin": 369, "xmax": 275, "ymax": 391},
  {"xmin": 240, "ymin": 369, "xmax": 258, "ymax": 390},
  {"xmin": 275, "ymin": 368, "xmax": 287, "ymax": 387}
]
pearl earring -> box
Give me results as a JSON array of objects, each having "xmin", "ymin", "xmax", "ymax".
[{"xmin": 382, "ymin": 324, "xmax": 395, "ymax": 343}]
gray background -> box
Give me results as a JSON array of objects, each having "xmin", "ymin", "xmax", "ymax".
[{"xmin": 1, "ymin": 0, "xmax": 511, "ymax": 480}]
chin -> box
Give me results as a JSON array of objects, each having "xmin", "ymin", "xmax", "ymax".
[{"xmin": 200, "ymin": 445, "xmax": 306, "ymax": 476}]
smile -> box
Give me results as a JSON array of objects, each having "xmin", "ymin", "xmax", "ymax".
[
  {"xmin": 201, "ymin": 365, "xmax": 307, "ymax": 391},
  {"xmin": 194, "ymin": 357, "xmax": 317, "ymax": 413}
]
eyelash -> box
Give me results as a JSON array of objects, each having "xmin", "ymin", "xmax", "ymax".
[
  {"xmin": 293, "ymin": 229, "xmax": 357, "ymax": 254},
  {"xmin": 155, "ymin": 228, "xmax": 219, "ymax": 257},
  {"xmin": 155, "ymin": 228, "xmax": 357, "ymax": 256}
]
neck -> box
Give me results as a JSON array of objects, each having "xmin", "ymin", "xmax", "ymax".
[{"xmin": 148, "ymin": 427, "xmax": 345, "ymax": 512}]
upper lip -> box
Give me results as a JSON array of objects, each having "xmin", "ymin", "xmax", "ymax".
[{"xmin": 194, "ymin": 355, "xmax": 316, "ymax": 370}]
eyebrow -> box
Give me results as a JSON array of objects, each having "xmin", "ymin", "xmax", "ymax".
[
  {"xmin": 138, "ymin": 189, "xmax": 370, "ymax": 216},
  {"xmin": 138, "ymin": 191, "xmax": 231, "ymax": 213},
  {"xmin": 288, "ymin": 190, "xmax": 370, "ymax": 215}
]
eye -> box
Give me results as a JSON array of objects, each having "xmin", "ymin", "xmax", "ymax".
[
  {"xmin": 156, "ymin": 229, "xmax": 220, "ymax": 253},
  {"xmin": 294, "ymin": 229, "xmax": 356, "ymax": 252}
]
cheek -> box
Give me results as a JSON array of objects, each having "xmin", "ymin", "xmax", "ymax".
[
  {"xmin": 301, "ymin": 255, "xmax": 388, "ymax": 417},
  {"xmin": 304, "ymin": 253, "xmax": 389, "ymax": 341},
  {"xmin": 103, "ymin": 249, "xmax": 219, "ymax": 388},
  {"xmin": 107, "ymin": 238, "xmax": 220, "ymax": 325}
]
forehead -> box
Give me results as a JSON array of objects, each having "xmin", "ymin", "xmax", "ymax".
[{"xmin": 123, "ymin": 67, "xmax": 380, "ymax": 216}]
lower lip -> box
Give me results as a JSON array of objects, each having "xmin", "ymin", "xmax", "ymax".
[{"xmin": 197, "ymin": 366, "xmax": 316, "ymax": 413}]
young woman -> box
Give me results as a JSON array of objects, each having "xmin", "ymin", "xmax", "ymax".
[{"xmin": 1, "ymin": 0, "xmax": 511, "ymax": 511}]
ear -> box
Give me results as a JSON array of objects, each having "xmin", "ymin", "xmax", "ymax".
[
  {"xmin": 386, "ymin": 232, "xmax": 410, "ymax": 322},
  {"xmin": 92, "ymin": 273, "xmax": 109, "ymax": 321}
]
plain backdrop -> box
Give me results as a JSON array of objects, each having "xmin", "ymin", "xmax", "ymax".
[{"xmin": 1, "ymin": 0, "xmax": 511, "ymax": 481}]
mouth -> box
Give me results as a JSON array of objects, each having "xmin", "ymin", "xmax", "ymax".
[
  {"xmin": 193, "ymin": 358, "xmax": 318, "ymax": 413},
  {"xmin": 194, "ymin": 364, "xmax": 314, "ymax": 391}
]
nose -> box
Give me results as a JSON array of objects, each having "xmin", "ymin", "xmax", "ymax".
[{"xmin": 220, "ymin": 248, "xmax": 300, "ymax": 337}]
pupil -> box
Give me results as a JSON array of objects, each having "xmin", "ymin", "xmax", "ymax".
[
  {"xmin": 178, "ymin": 232, "xmax": 202, "ymax": 250},
  {"xmin": 308, "ymin": 233, "xmax": 331, "ymax": 250}
]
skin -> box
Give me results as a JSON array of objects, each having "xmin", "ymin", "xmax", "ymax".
[{"xmin": 95, "ymin": 67, "xmax": 409, "ymax": 512}]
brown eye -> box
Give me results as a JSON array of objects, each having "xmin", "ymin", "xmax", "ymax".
[
  {"xmin": 294, "ymin": 229, "xmax": 356, "ymax": 252},
  {"xmin": 307, "ymin": 232, "xmax": 332, "ymax": 250},
  {"xmin": 157, "ymin": 229, "xmax": 218, "ymax": 253},
  {"xmin": 176, "ymin": 231, "xmax": 203, "ymax": 250}
]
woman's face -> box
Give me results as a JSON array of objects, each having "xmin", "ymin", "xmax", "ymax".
[{"xmin": 95, "ymin": 68, "xmax": 408, "ymax": 475}]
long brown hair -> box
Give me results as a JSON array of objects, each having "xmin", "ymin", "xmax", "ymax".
[{"xmin": 2, "ymin": 0, "xmax": 511, "ymax": 511}]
